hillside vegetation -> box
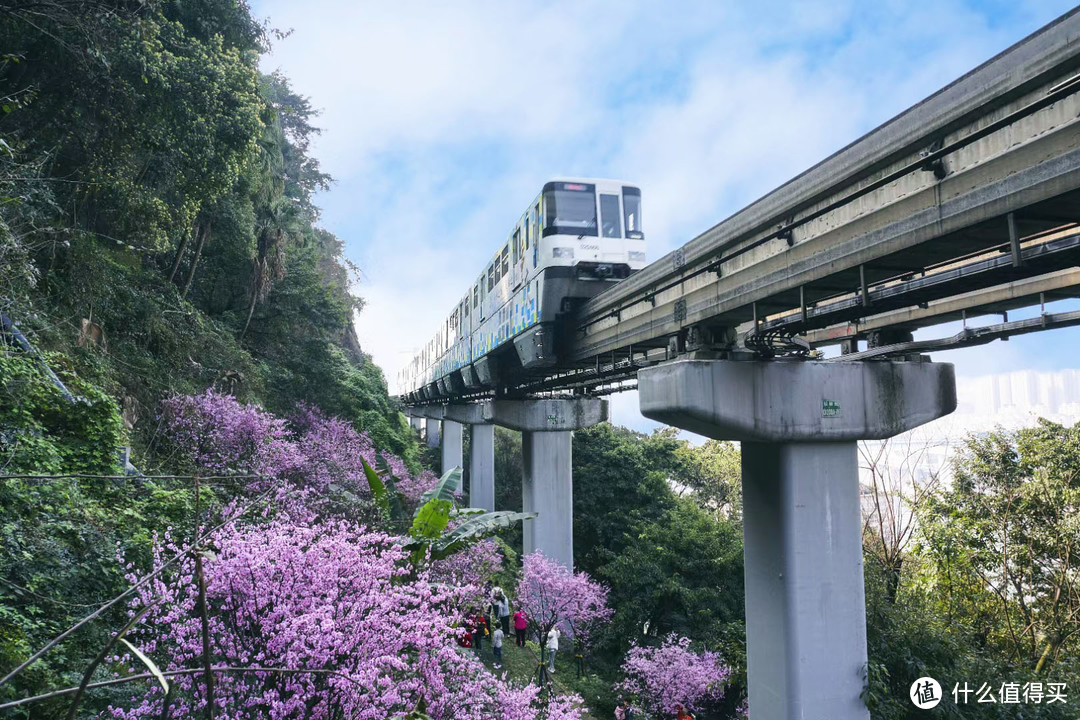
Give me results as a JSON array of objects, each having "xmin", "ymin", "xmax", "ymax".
[{"xmin": 0, "ymin": 0, "xmax": 414, "ymax": 465}]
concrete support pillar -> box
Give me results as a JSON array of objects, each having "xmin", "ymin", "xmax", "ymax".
[
  {"xmin": 469, "ymin": 424, "xmax": 495, "ymax": 511},
  {"xmin": 410, "ymin": 416, "xmax": 423, "ymax": 432},
  {"xmin": 639, "ymin": 359, "xmax": 956, "ymax": 720},
  {"xmin": 483, "ymin": 398, "xmax": 608, "ymax": 570},
  {"xmin": 521, "ymin": 430, "xmax": 573, "ymax": 569},
  {"xmin": 425, "ymin": 418, "xmax": 440, "ymax": 450},
  {"xmin": 441, "ymin": 419, "xmax": 463, "ymax": 475},
  {"xmin": 742, "ymin": 441, "xmax": 866, "ymax": 720}
]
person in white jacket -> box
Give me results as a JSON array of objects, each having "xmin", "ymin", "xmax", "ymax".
[{"xmin": 545, "ymin": 627, "xmax": 560, "ymax": 673}]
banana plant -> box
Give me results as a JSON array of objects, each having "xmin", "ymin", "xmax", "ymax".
[{"xmin": 360, "ymin": 458, "xmax": 535, "ymax": 567}]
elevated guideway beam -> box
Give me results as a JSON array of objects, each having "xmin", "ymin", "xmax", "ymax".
[
  {"xmin": 400, "ymin": 11, "xmax": 1080, "ymax": 404},
  {"xmin": 556, "ymin": 10, "xmax": 1080, "ymax": 382}
]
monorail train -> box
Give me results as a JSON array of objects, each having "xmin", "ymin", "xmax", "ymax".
[{"xmin": 398, "ymin": 178, "xmax": 645, "ymax": 402}]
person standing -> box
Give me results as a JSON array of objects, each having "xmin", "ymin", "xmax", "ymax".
[
  {"xmin": 495, "ymin": 590, "xmax": 510, "ymax": 635},
  {"xmin": 545, "ymin": 626, "xmax": 560, "ymax": 673},
  {"xmin": 674, "ymin": 704, "xmax": 694, "ymax": 720},
  {"xmin": 490, "ymin": 585, "xmax": 503, "ymax": 628},
  {"xmin": 472, "ymin": 611, "xmax": 488, "ymax": 652},
  {"xmin": 513, "ymin": 609, "xmax": 527, "ymax": 647},
  {"xmin": 492, "ymin": 625, "xmax": 504, "ymax": 668}
]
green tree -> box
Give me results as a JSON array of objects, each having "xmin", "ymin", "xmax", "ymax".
[
  {"xmin": 671, "ymin": 435, "xmax": 742, "ymax": 522},
  {"xmin": 919, "ymin": 420, "xmax": 1080, "ymax": 675}
]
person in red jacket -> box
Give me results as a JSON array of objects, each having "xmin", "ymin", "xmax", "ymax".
[
  {"xmin": 471, "ymin": 610, "xmax": 489, "ymax": 652},
  {"xmin": 513, "ymin": 609, "xmax": 528, "ymax": 647},
  {"xmin": 457, "ymin": 615, "xmax": 473, "ymax": 647},
  {"xmin": 674, "ymin": 704, "xmax": 694, "ymax": 720}
]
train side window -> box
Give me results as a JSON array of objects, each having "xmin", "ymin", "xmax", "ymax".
[
  {"xmin": 501, "ymin": 246, "xmax": 509, "ymax": 276},
  {"xmin": 623, "ymin": 186, "xmax": 644, "ymax": 239},
  {"xmin": 512, "ymin": 230, "xmax": 520, "ymax": 262},
  {"xmin": 473, "ymin": 284, "xmax": 479, "ymax": 308},
  {"xmin": 600, "ymin": 194, "xmax": 622, "ymax": 238},
  {"xmin": 487, "ymin": 263, "xmax": 494, "ymax": 291}
]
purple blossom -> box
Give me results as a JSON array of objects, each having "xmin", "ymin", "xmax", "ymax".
[
  {"xmin": 112, "ymin": 392, "xmax": 582, "ymax": 719},
  {"xmin": 515, "ymin": 551, "xmax": 612, "ymax": 646},
  {"xmin": 112, "ymin": 518, "xmax": 582, "ymax": 719},
  {"xmin": 619, "ymin": 634, "xmax": 732, "ymax": 716},
  {"xmin": 430, "ymin": 537, "xmax": 504, "ymax": 602},
  {"xmin": 158, "ymin": 390, "xmax": 302, "ymax": 482}
]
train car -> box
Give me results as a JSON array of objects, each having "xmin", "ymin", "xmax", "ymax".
[{"xmin": 399, "ymin": 178, "xmax": 645, "ymax": 401}]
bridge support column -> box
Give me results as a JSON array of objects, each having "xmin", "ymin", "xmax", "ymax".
[
  {"xmin": 522, "ymin": 430, "xmax": 573, "ymax": 569},
  {"xmin": 469, "ymin": 424, "xmax": 495, "ymax": 511},
  {"xmin": 484, "ymin": 398, "xmax": 607, "ymax": 569},
  {"xmin": 639, "ymin": 358, "xmax": 956, "ymax": 720},
  {"xmin": 425, "ymin": 418, "xmax": 440, "ymax": 450},
  {"xmin": 441, "ymin": 419, "xmax": 463, "ymax": 475},
  {"xmin": 410, "ymin": 415, "xmax": 423, "ymax": 432}
]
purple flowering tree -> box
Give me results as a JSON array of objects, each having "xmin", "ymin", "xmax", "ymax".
[
  {"xmin": 112, "ymin": 391, "xmax": 573, "ymax": 719},
  {"xmin": 619, "ymin": 634, "xmax": 732, "ymax": 716},
  {"xmin": 113, "ymin": 516, "xmax": 582, "ymax": 719},
  {"xmin": 158, "ymin": 389, "xmax": 302, "ymax": 483},
  {"xmin": 515, "ymin": 551, "xmax": 612, "ymax": 672},
  {"xmin": 290, "ymin": 403, "xmax": 377, "ymax": 493},
  {"xmin": 430, "ymin": 537, "xmax": 504, "ymax": 604}
]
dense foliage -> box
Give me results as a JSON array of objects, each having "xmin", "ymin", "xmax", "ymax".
[
  {"xmin": 861, "ymin": 421, "xmax": 1080, "ymax": 720},
  {"xmin": 0, "ymin": 0, "xmax": 415, "ymax": 464}
]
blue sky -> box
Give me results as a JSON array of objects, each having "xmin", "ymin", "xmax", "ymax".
[{"xmin": 252, "ymin": 0, "xmax": 1080, "ymax": 432}]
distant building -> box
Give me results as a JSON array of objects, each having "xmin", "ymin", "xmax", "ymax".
[{"xmin": 859, "ymin": 368, "xmax": 1080, "ymax": 529}]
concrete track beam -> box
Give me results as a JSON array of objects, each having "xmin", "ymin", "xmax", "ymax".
[
  {"xmin": 639, "ymin": 359, "xmax": 956, "ymax": 720},
  {"xmin": 483, "ymin": 398, "xmax": 607, "ymax": 432}
]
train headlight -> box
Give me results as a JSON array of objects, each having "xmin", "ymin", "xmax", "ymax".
[
  {"xmin": 553, "ymin": 247, "xmax": 574, "ymax": 259},
  {"xmin": 628, "ymin": 251, "xmax": 646, "ymax": 262}
]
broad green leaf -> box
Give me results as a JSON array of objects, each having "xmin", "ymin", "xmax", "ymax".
[
  {"xmin": 375, "ymin": 455, "xmax": 406, "ymax": 522},
  {"xmin": 360, "ymin": 456, "xmax": 390, "ymax": 519},
  {"xmin": 411, "ymin": 498, "xmax": 452, "ymax": 540},
  {"xmin": 430, "ymin": 510, "xmax": 536, "ymax": 560},
  {"xmin": 414, "ymin": 466, "xmax": 462, "ymax": 517}
]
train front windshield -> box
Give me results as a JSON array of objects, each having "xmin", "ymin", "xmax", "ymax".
[{"xmin": 543, "ymin": 183, "xmax": 598, "ymax": 236}]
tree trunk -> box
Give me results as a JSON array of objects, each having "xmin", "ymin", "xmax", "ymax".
[
  {"xmin": 167, "ymin": 224, "xmax": 195, "ymax": 284},
  {"xmin": 1034, "ymin": 638, "xmax": 1058, "ymax": 675},
  {"xmin": 885, "ymin": 556, "xmax": 903, "ymax": 604},
  {"xmin": 181, "ymin": 222, "xmax": 211, "ymax": 299},
  {"xmin": 239, "ymin": 282, "xmax": 258, "ymax": 341}
]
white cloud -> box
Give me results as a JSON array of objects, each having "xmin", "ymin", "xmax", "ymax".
[{"xmin": 253, "ymin": 0, "xmax": 1080, "ymax": 431}]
